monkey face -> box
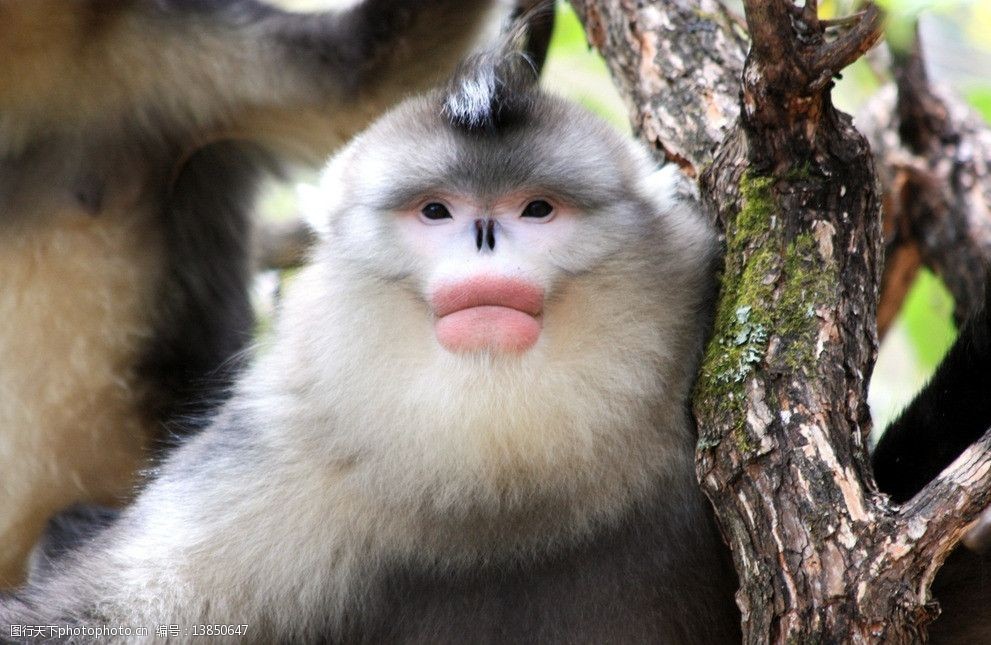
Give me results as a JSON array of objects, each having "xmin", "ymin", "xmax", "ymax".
[
  {"xmin": 317, "ymin": 95, "xmax": 662, "ymax": 360},
  {"xmin": 261, "ymin": 91, "xmax": 720, "ymax": 538},
  {"xmin": 390, "ymin": 193, "xmax": 584, "ymax": 354},
  {"xmin": 309, "ymin": 89, "xmax": 717, "ymax": 377}
]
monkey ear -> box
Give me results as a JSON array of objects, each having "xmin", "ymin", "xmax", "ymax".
[{"xmin": 440, "ymin": 2, "xmax": 553, "ymax": 132}]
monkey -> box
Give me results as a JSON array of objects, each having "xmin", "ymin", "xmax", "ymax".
[
  {"xmin": 0, "ymin": 0, "xmax": 553, "ymax": 588},
  {"xmin": 0, "ymin": 28, "xmax": 741, "ymax": 644},
  {"xmin": 872, "ymin": 276, "xmax": 991, "ymax": 643}
]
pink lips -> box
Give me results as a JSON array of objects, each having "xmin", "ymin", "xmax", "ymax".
[{"xmin": 431, "ymin": 277, "xmax": 544, "ymax": 353}]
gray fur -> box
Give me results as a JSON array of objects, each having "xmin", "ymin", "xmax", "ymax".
[
  {"xmin": 0, "ymin": 0, "xmax": 518, "ymax": 589},
  {"xmin": 1, "ymin": 22, "xmax": 739, "ymax": 644}
]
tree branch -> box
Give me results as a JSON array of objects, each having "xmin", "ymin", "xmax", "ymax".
[
  {"xmin": 860, "ymin": 31, "xmax": 991, "ymax": 325},
  {"xmin": 576, "ymin": 0, "xmax": 991, "ymax": 640},
  {"xmin": 900, "ymin": 425, "xmax": 991, "ymax": 580},
  {"xmin": 569, "ymin": 0, "xmax": 746, "ymax": 175},
  {"xmin": 811, "ymin": 5, "xmax": 883, "ymax": 81},
  {"xmin": 695, "ymin": 0, "xmax": 942, "ymax": 640}
]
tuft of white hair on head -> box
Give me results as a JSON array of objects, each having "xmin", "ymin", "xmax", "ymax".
[
  {"xmin": 443, "ymin": 63, "xmax": 501, "ymax": 130},
  {"xmin": 441, "ymin": 2, "xmax": 552, "ymax": 132}
]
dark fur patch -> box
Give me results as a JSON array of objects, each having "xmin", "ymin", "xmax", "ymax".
[
  {"xmin": 508, "ymin": 1, "xmax": 556, "ymax": 72},
  {"xmin": 138, "ymin": 142, "xmax": 271, "ymax": 439},
  {"xmin": 148, "ymin": 0, "xmax": 277, "ymax": 18},
  {"xmin": 927, "ymin": 547, "xmax": 991, "ymax": 643},
  {"xmin": 441, "ymin": 12, "xmax": 546, "ymax": 133},
  {"xmin": 26, "ymin": 505, "xmax": 119, "ymax": 584},
  {"xmin": 353, "ymin": 488, "xmax": 740, "ymax": 644},
  {"xmin": 273, "ymin": 0, "xmax": 497, "ymax": 98},
  {"xmin": 872, "ymin": 273, "xmax": 991, "ymax": 503}
]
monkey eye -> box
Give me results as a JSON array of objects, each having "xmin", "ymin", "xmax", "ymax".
[
  {"xmin": 521, "ymin": 200, "xmax": 553, "ymax": 219},
  {"xmin": 421, "ymin": 202, "xmax": 452, "ymax": 221}
]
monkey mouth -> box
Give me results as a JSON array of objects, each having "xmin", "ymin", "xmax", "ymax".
[{"xmin": 431, "ymin": 278, "xmax": 544, "ymax": 353}]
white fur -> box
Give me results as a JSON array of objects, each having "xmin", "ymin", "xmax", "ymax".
[
  {"xmin": 443, "ymin": 68, "xmax": 498, "ymax": 127},
  {"xmin": 4, "ymin": 90, "xmax": 717, "ymax": 640}
]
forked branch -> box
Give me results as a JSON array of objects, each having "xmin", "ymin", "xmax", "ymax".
[{"xmin": 900, "ymin": 426, "xmax": 991, "ymax": 582}]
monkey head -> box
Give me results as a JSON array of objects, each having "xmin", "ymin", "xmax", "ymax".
[
  {"xmin": 262, "ymin": 47, "xmax": 721, "ymax": 551},
  {"xmin": 315, "ymin": 53, "xmax": 716, "ymax": 362}
]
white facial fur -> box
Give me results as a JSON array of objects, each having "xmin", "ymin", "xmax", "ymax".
[
  {"xmin": 242, "ymin": 125, "xmax": 719, "ymax": 562},
  {"xmin": 395, "ymin": 193, "xmax": 576, "ymax": 287},
  {"xmin": 1, "ymin": 96, "xmax": 719, "ymax": 641}
]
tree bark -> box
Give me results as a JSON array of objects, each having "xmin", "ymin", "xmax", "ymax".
[
  {"xmin": 859, "ymin": 33, "xmax": 991, "ymax": 329},
  {"xmin": 572, "ymin": 0, "xmax": 991, "ymax": 641},
  {"xmin": 570, "ymin": 0, "xmax": 745, "ymax": 175}
]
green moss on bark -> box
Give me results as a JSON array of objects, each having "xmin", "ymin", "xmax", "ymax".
[{"xmin": 696, "ymin": 173, "xmax": 837, "ymax": 451}]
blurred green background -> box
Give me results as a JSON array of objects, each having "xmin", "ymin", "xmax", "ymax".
[{"xmin": 265, "ymin": 0, "xmax": 991, "ymax": 437}]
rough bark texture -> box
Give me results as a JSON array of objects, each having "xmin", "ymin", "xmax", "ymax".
[
  {"xmin": 574, "ymin": 0, "xmax": 991, "ymax": 642},
  {"xmin": 569, "ymin": 0, "xmax": 746, "ymax": 175},
  {"xmin": 859, "ymin": 35, "xmax": 991, "ymax": 329},
  {"xmin": 693, "ymin": 4, "xmax": 893, "ymax": 638}
]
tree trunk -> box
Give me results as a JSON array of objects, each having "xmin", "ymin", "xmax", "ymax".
[{"xmin": 571, "ymin": 0, "xmax": 991, "ymax": 641}]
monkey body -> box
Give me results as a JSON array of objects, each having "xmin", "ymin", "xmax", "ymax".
[
  {"xmin": 0, "ymin": 0, "xmax": 506, "ymax": 587},
  {"xmin": 0, "ymin": 194, "xmax": 165, "ymax": 588},
  {"xmin": 2, "ymin": 65, "xmax": 739, "ymax": 642}
]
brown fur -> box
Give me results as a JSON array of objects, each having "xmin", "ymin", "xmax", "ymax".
[{"xmin": 0, "ymin": 203, "xmax": 162, "ymax": 586}]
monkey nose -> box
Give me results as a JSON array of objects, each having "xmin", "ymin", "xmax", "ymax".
[{"xmin": 474, "ymin": 219, "xmax": 496, "ymax": 252}]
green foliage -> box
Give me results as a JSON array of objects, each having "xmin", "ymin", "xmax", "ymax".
[
  {"xmin": 965, "ymin": 86, "xmax": 991, "ymax": 124},
  {"xmin": 901, "ymin": 268, "xmax": 957, "ymax": 369},
  {"xmin": 541, "ymin": 2, "xmax": 629, "ymax": 132}
]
